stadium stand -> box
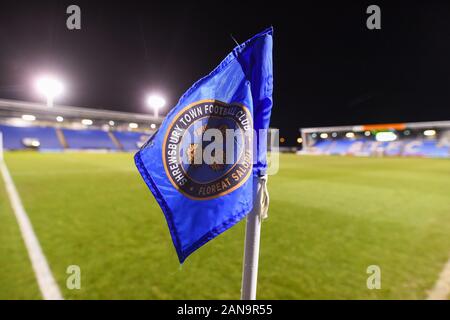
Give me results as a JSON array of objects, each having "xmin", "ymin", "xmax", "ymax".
[
  {"xmin": 309, "ymin": 139, "xmax": 333, "ymax": 154},
  {"xmin": 328, "ymin": 139, "xmax": 360, "ymax": 155},
  {"xmin": 300, "ymin": 122, "xmax": 450, "ymax": 158},
  {"xmin": 402, "ymin": 139, "xmax": 450, "ymax": 158},
  {"xmin": 62, "ymin": 128, "xmax": 118, "ymax": 150},
  {"xmin": 0, "ymin": 124, "xmax": 62, "ymax": 150},
  {"xmin": 0, "ymin": 98, "xmax": 159, "ymax": 152},
  {"xmin": 312, "ymin": 138, "xmax": 450, "ymax": 158},
  {"xmin": 112, "ymin": 131, "xmax": 151, "ymax": 151}
]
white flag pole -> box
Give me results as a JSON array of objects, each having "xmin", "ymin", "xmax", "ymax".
[{"xmin": 241, "ymin": 176, "xmax": 265, "ymax": 300}]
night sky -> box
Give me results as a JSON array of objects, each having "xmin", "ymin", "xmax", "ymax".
[{"xmin": 0, "ymin": 0, "xmax": 450, "ymax": 144}]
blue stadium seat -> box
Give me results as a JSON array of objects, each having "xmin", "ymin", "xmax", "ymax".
[
  {"xmin": 0, "ymin": 124, "xmax": 62, "ymax": 150},
  {"xmin": 312, "ymin": 140, "xmax": 333, "ymax": 154},
  {"xmin": 383, "ymin": 141, "xmax": 404, "ymax": 156},
  {"xmin": 112, "ymin": 131, "xmax": 151, "ymax": 151},
  {"xmin": 359, "ymin": 140, "xmax": 382, "ymax": 155},
  {"xmin": 328, "ymin": 139, "xmax": 355, "ymax": 155},
  {"xmin": 62, "ymin": 128, "xmax": 117, "ymax": 150},
  {"xmin": 402, "ymin": 139, "xmax": 449, "ymax": 158}
]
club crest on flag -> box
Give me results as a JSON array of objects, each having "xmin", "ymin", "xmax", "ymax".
[
  {"xmin": 163, "ymin": 99, "xmax": 253, "ymax": 200},
  {"xmin": 135, "ymin": 27, "xmax": 273, "ymax": 263}
]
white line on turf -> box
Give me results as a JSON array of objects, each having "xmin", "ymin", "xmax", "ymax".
[
  {"xmin": 0, "ymin": 159, "xmax": 63, "ymax": 300},
  {"xmin": 427, "ymin": 255, "xmax": 450, "ymax": 300}
]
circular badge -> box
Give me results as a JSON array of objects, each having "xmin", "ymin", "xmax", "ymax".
[{"xmin": 163, "ymin": 99, "xmax": 253, "ymax": 200}]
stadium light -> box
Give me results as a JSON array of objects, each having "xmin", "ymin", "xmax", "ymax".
[
  {"xmin": 364, "ymin": 131, "xmax": 371, "ymax": 136},
  {"xmin": 320, "ymin": 133, "xmax": 328, "ymax": 139},
  {"xmin": 81, "ymin": 119, "xmax": 93, "ymax": 126},
  {"xmin": 423, "ymin": 129, "xmax": 436, "ymax": 136},
  {"xmin": 376, "ymin": 131, "xmax": 397, "ymax": 142},
  {"xmin": 23, "ymin": 138, "xmax": 40, "ymax": 148},
  {"xmin": 311, "ymin": 133, "xmax": 317, "ymax": 138},
  {"xmin": 150, "ymin": 123, "xmax": 156, "ymax": 129},
  {"xmin": 297, "ymin": 137, "xmax": 303, "ymax": 143},
  {"xmin": 35, "ymin": 75, "xmax": 64, "ymax": 107},
  {"xmin": 280, "ymin": 137, "xmax": 285, "ymax": 143},
  {"xmin": 331, "ymin": 132, "xmax": 337, "ymax": 138},
  {"xmin": 345, "ymin": 132, "xmax": 355, "ymax": 138},
  {"xmin": 109, "ymin": 121, "xmax": 115, "ymax": 126},
  {"xmin": 22, "ymin": 114, "xmax": 36, "ymax": 121},
  {"xmin": 56, "ymin": 116, "xmax": 64, "ymax": 122},
  {"xmin": 129, "ymin": 123, "xmax": 138, "ymax": 129},
  {"xmin": 403, "ymin": 130, "xmax": 410, "ymax": 136},
  {"xmin": 146, "ymin": 94, "xmax": 166, "ymax": 118}
]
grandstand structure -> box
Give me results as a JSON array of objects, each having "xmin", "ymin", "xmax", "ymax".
[
  {"xmin": 300, "ymin": 121, "xmax": 450, "ymax": 158},
  {"xmin": 0, "ymin": 98, "xmax": 160, "ymax": 151}
]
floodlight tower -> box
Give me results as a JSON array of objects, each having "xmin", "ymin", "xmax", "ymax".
[
  {"xmin": 146, "ymin": 94, "xmax": 166, "ymax": 119},
  {"xmin": 35, "ymin": 76, "xmax": 64, "ymax": 107}
]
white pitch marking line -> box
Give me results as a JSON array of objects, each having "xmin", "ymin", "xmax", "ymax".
[
  {"xmin": 427, "ymin": 255, "xmax": 450, "ymax": 300},
  {"xmin": 0, "ymin": 160, "xmax": 63, "ymax": 300}
]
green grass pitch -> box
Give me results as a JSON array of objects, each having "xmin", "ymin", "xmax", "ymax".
[{"xmin": 1, "ymin": 152, "xmax": 449, "ymax": 299}]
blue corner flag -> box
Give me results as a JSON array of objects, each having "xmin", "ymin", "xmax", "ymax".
[{"xmin": 135, "ymin": 27, "xmax": 273, "ymax": 263}]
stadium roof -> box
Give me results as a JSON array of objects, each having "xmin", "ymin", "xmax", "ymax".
[
  {"xmin": 301, "ymin": 121, "xmax": 450, "ymax": 133},
  {"xmin": 0, "ymin": 98, "xmax": 161, "ymax": 124}
]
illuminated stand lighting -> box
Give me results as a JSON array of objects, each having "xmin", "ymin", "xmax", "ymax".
[
  {"xmin": 320, "ymin": 133, "xmax": 328, "ymax": 139},
  {"xmin": 35, "ymin": 76, "xmax": 64, "ymax": 107},
  {"xmin": 146, "ymin": 94, "xmax": 166, "ymax": 119},
  {"xmin": 129, "ymin": 123, "xmax": 138, "ymax": 129},
  {"xmin": 423, "ymin": 129, "xmax": 436, "ymax": 137},
  {"xmin": 345, "ymin": 132, "xmax": 355, "ymax": 138},
  {"xmin": 375, "ymin": 131, "xmax": 397, "ymax": 142},
  {"xmin": 81, "ymin": 119, "xmax": 93, "ymax": 126},
  {"xmin": 22, "ymin": 114, "xmax": 36, "ymax": 121}
]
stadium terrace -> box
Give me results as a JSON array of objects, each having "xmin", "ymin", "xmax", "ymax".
[
  {"xmin": 0, "ymin": 98, "xmax": 161, "ymax": 151},
  {"xmin": 299, "ymin": 121, "xmax": 450, "ymax": 158}
]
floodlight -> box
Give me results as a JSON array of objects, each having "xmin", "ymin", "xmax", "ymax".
[
  {"xmin": 35, "ymin": 75, "xmax": 64, "ymax": 107},
  {"xmin": 146, "ymin": 94, "xmax": 166, "ymax": 118}
]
